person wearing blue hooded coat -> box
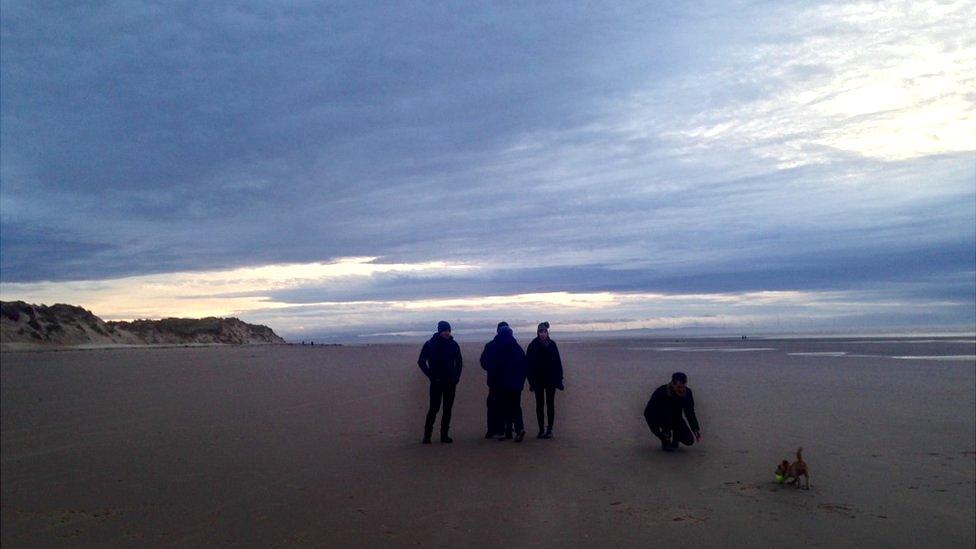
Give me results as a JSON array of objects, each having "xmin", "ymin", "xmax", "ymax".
[
  {"xmin": 480, "ymin": 321, "xmax": 508, "ymax": 439},
  {"xmin": 417, "ymin": 320, "xmax": 463, "ymax": 444},
  {"xmin": 479, "ymin": 322, "xmax": 527, "ymax": 442}
]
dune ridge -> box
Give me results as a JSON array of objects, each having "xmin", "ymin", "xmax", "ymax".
[{"xmin": 0, "ymin": 301, "xmax": 285, "ymax": 348}]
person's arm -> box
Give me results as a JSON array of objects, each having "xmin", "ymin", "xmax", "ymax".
[
  {"xmin": 643, "ymin": 390, "xmax": 657, "ymax": 422},
  {"xmin": 517, "ymin": 345, "xmax": 528, "ymax": 383},
  {"xmin": 454, "ymin": 343, "xmax": 463, "ymax": 383},
  {"xmin": 480, "ymin": 344, "xmax": 490, "ymax": 371},
  {"xmin": 553, "ymin": 342, "xmax": 564, "ymax": 390},
  {"xmin": 645, "ymin": 386, "xmax": 665, "ymax": 423},
  {"xmin": 685, "ymin": 391, "xmax": 701, "ymax": 440},
  {"xmin": 417, "ymin": 343, "xmax": 431, "ymax": 378},
  {"xmin": 525, "ymin": 341, "xmax": 538, "ymax": 391}
]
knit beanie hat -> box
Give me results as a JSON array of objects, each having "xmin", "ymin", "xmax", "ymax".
[
  {"xmin": 437, "ymin": 320, "xmax": 451, "ymax": 333},
  {"xmin": 496, "ymin": 321, "xmax": 509, "ymax": 334},
  {"xmin": 537, "ymin": 321, "xmax": 550, "ymax": 333}
]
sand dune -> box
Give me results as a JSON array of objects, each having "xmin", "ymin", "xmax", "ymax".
[{"xmin": 0, "ymin": 301, "xmax": 285, "ymax": 349}]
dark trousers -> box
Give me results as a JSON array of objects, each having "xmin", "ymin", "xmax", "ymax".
[
  {"xmin": 498, "ymin": 390, "xmax": 524, "ymax": 433},
  {"xmin": 486, "ymin": 387, "xmax": 503, "ymax": 436},
  {"xmin": 424, "ymin": 381, "xmax": 456, "ymax": 438},
  {"xmin": 644, "ymin": 409, "xmax": 695, "ymax": 447},
  {"xmin": 534, "ymin": 387, "xmax": 556, "ymax": 432}
]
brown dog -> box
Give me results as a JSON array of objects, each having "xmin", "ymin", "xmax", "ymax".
[{"xmin": 781, "ymin": 447, "xmax": 810, "ymax": 489}]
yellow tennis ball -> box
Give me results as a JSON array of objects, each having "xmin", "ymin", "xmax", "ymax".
[{"xmin": 775, "ymin": 473, "xmax": 785, "ymax": 483}]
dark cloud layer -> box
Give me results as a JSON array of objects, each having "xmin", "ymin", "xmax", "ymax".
[
  {"xmin": 1, "ymin": 1, "xmax": 974, "ymax": 334},
  {"xmin": 3, "ymin": 1, "xmax": 684, "ymax": 277}
]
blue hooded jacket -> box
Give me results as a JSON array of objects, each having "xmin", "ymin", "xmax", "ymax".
[{"xmin": 479, "ymin": 326, "xmax": 527, "ymax": 392}]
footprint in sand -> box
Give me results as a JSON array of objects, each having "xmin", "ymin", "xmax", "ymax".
[
  {"xmin": 818, "ymin": 503, "xmax": 858, "ymax": 518},
  {"xmin": 671, "ymin": 514, "xmax": 708, "ymax": 524},
  {"xmin": 722, "ymin": 480, "xmax": 769, "ymax": 497},
  {"xmin": 54, "ymin": 508, "xmax": 115, "ymax": 528}
]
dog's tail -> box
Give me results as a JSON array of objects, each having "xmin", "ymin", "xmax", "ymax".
[{"xmin": 796, "ymin": 447, "xmax": 803, "ymax": 460}]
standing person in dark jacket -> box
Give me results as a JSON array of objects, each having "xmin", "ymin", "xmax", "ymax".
[
  {"xmin": 644, "ymin": 372, "xmax": 702, "ymax": 451},
  {"xmin": 480, "ymin": 322, "xmax": 528, "ymax": 442},
  {"xmin": 480, "ymin": 321, "xmax": 508, "ymax": 439},
  {"xmin": 526, "ymin": 321, "xmax": 564, "ymax": 439},
  {"xmin": 417, "ymin": 321, "xmax": 463, "ymax": 444}
]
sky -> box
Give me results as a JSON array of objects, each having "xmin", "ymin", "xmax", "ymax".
[{"xmin": 1, "ymin": 1, "xmax": 974, "ymax": 341}]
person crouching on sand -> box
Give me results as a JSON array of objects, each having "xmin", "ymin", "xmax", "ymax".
[
  {"xmin": 526, "ymin": 321, "xmax": 564, "ymax": 439},
  {"xmin": 643, "ymin": 372, "xmax": 701, "ymax": 452},
  {"xmin": 417, "ymin": 321, "xmax": 463, "ymax": 444},
  {"xmin": 480, "ymin": 322, "xmax": 528, "ymax": 442}
]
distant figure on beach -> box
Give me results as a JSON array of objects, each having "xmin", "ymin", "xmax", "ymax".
[
  {"xmin": 480, "ymin": 322, "xmax": 527, "ymax": 442},
  {"xmin": 417, "ymin": 321, "xmax": 463, "ymax": 444},
  {"xmin": 643, "ymin": 372, "xmax": 701, "ymax": 452},
  {"xmin": 526, "ymin": 321, "xmax": 564, "ymax": 439},
  {"xmin": 480, "ymin": 321, "xmax": 507, "ymax": 439}
]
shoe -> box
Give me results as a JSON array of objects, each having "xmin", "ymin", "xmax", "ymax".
[
  {"xmin": 537, "ymin": 430, "xmax": 545, "ymax": 439},
  {"xmin": 661, "ymin": 439, "xmax": 675, "ymax": 452},
  {"xmin": 485, "ymin": 431, "xmax": 496, "ymax": 439},
  {"xmin": 515, "ymin": 430, "xmax": 526, "ymax": 443},
  {"xmin": 423, "ymin": 437, "xmax": 432, "ymax": 444},
  {"xmin": 440, "ymin": 436, "xmax": 453, "ymax": 443},
  {"xmin": 543, "ymin": 428, "xmax": 553, "ymax": 439}
]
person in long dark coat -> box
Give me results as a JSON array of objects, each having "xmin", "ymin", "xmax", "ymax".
[
  {"xmin": 479, "ymin": 321, "xmax": 508, "ymax": 439},
  {"xmin": 526, "ymin": 321, "xmax": 564, "ymax": 439},
  {"xmin": 417, "ymin": 320, "xmax": 463, "ymax": 444},
  {"xmin": 480, "ymin": 322, "xmax": 527, "ymax": 442}
]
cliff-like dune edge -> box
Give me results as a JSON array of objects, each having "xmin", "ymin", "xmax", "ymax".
[{"xmin": 1, "ymin": 301, "xmax": 285, "ymax": 348}]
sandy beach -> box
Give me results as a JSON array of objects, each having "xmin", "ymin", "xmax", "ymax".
[{"xmin": 2, "ymin": 337, "xmax": 974, "ymax": 547}]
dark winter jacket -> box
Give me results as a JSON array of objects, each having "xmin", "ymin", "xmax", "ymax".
[
  {"xmin": 479, "ymin": 327, "xmax": 527, "ymax": 392},
  {"xmin": 526, "ymin": 337, "xmax": 564, "ymax": 391},
  {"xmin": 418, "ymin": 333, "xmax": 463, "ymax": 384},
  {"xmin": 644, "ymin": 384, "xmax": 700, "ymax": 432}
]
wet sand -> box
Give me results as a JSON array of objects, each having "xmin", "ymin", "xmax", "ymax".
[{"xmin": 2, "ymin": 337, "xmax": 974, "ymax": 547}]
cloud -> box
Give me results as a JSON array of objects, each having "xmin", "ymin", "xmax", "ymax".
[
  {"xmin": 230, "ymin": 285, "xmax": 975, "ymax": 340},
  {"xmin": 0, "ymin": 257, "xmax": 474, "ymax": 318},
  {"xmin": 1, "ymin": 1, "xmax": 973, "ymax": 336},
  {"xmin": 2, "ymin": 253, "xmax": 971, "ymax": 340},
  {"xmin": 612, "ymin": 0, "xmax": 976, "ymax": 166}
]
